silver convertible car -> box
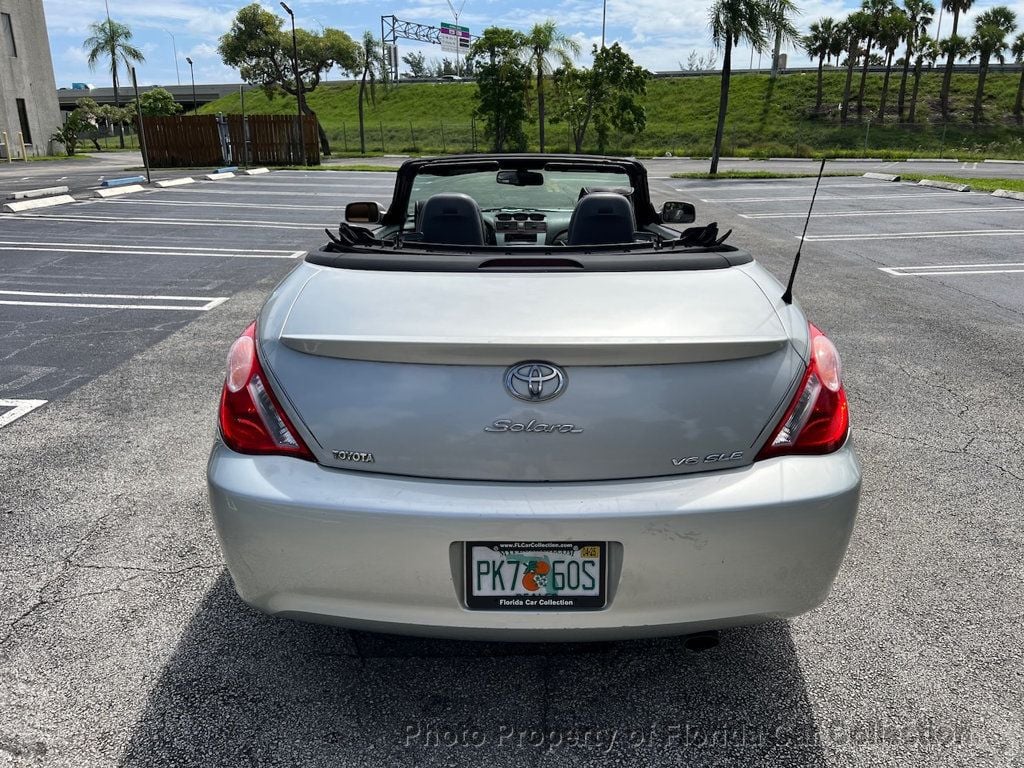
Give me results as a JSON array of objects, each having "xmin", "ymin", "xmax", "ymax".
[{"xmin": 207, "ymin": 155, "xmax": 860, "ymax": 641}]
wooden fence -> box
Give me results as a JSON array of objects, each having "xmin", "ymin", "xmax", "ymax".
[{"xmin": 141, "ymin": 114, "xmax": 320, "ymax": 167}]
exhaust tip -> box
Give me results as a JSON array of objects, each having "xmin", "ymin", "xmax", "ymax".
[{"xmin": 682, "ymin": 630, "xmax": 720, "ymax": 652}]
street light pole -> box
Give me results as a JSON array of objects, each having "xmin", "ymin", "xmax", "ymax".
[
  {"xmin": 185, "ymin": 57, "xmax": 196, "ymax": 113},
  {"xmin": 163, "ymin": 28, "xmax": 180, "ymax": 85},
  {"xmin": 280, "ymin": 2, "xmax": 307, "ymax": 165},
  {"xmin": 601, "ymin": 0, "xmax": 607, "ymax": 48}
]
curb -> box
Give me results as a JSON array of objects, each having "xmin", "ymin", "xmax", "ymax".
[
  {"xmin": 992, "ymin": 189, "xmax": 1024, "ymax": 201},
  {"xmin": 863, "ymin": 172, "xmax": 901, "ymax": 181},
  {"xmin": 94, "ymin": 184, "xmax": 146, "ymax": 198},
  {"xmin": 8, "ymin": 185, "xmax": 70, "ymax": 200},
  {"xmin": 982, "ymin": 159, "xmax": 1024, "ymax": 165},
  {"xmin": 101, "ymin": 175, "xmax": 147, "ymax": 188},
  {"xmin": 917, "ymin": 179, "xmax": 971, "ymax": 192},
  {"xmin": 155, "ymin": 177, "xmax": 195, "ymax": 188},
  {"xmin": 905, "ymin": 158, "xmax": 959, "ymax": 163},
  {"xmin": 2, "ymin": 194, "xmax": 76, "ymax": 213},
  {"xmin": 244, "ymin": 168, "xmax": 270, "ymax": 175},
  {"xmin": 204, "ymin": 172, "xmax": 235, "ymax": 180}
]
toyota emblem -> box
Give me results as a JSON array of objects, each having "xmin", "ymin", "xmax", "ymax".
[{"xmin": 504, "ymin": 362, "xmax": 567, "ymax": 402}]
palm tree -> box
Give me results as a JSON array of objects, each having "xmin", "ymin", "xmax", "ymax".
[
  {"xmin": 83, "ymin": 19, "xmax": 145, "ymax": 149},
  {"xmin": 938, "ymin": 0, "xmax": 974, "ymax": 117},
  {"xmin": 708, "ymin": 0, "xmax": 799, "ymax": 174},
  {"xmin": 877, "ymin": 9, "xmax": 911, "ymax": 120},
  {"xmin": 857, "ymin": 0, "xmax": 895, "ymax": 118},
  {"xmin": 805, "ymin": 17, "xmax": 839, "ymax": 111},
  {"xmin": 841, "ymin": 12, "xmax": 871, "ymax": 123},
  {"xmin": 1013, "ymin": 32, "xmax": 1024, "ymax": 122},
  {"xmin": 897, "ymin": 0, "xmax": 935, "ymax": 121},
  {"xmin": 525, "ymin": 21, "xmax": 580, "ymax": 152},
  {"xmin": 357, "ymin": 31, "xmax": 382, "ymax": 154},
  {"xmin": 938, "ymin": 32, "xmax": 971, "ymax": 116},
  {"xmin": 969, "ymin": 7, "xmax": 1017, "ymax": 123},
  {"xmin": 908, "ymin": 34, "xmax": 939, "ymax": 121}
]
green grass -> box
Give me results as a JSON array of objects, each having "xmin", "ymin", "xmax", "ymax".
[
  {"xmin": 23, "ymin": 154, "xmax": 90, "ymax": 162},
  {"xmin": 671, "ymin": 170, "xmax": 862, "ymax": 179},
  {"xmin": 898, "ymin": 173, "xmax": 1024, "ymax": 193},
  {"xmin": 201, "ymin": 71, "xmax": 1024, "ymax": 159}
]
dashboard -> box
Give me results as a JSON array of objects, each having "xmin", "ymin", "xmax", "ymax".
[{"xmin": 485, "ymin": 210, "xmax": 573, "ymax": 246}]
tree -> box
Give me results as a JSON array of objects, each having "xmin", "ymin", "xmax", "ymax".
[
  {"xmin": 50, "ymin": 112, "xmax": 90, "ymax": 156},
  {"xmin": 938, "ymin": 32, "xmax": 971, "ymax": 115},
  {"xmin": 708, "ymin": 0, "xmax": 798, "ymax": 174},
  {"xmin": 857, "ymin": 0, "xmax": 895, "ymax": 118},
  {"xmin": 133, "ymin": 87, "xmax": 183, "ymax": 117},
  {"xmin": 357, "ymin": 32, "xmax": 385, "ymax": 154},
  {"xmin": 402, "ymin": 51, "xmax": 428, "ymax": 78},
  {"xmin": 805, "ymin": 17, "xmax": 840, "ymax": 111},
  {"xmin": 469, "ymin": 27, "xmax": 532, "ymax": 151},
  {"xmin": 525, "ymin": 21, "xmax": 580, "ymax": 152},
  {"xmin": 83, "ymin": 18, "xmax": 145, "ymax": 149},
  {"xmin": 218, "ymin": 3, "xmax": 360, "ymax": 156},
  {"xmin": 877, "ymin": 9, "xmax": 911, "ymax": 120},
  {"xmin": 969, "ymin": 7, "xmax": 1017, "ymax": 123},
  {"xmin": 896, "ymin": 0, "xmax": 935, "ymax": 121},
  {"xmin": 1013, "ymin": 32, "xmax": 1024, "ymax": 122},
  {"xmin": 908, "ymin": 34, "xmax": 939, "ymax": 121},
  {"xmin": 938, "ymin": 0, "xmax": 975, "ymax": 117},
  {"xmin": 841, "ymin": 12, "xmax": 871, "ymax": 123}
]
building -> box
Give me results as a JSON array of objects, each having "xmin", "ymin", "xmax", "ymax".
[{"xmin": 0, "ymin": 0, "xmax": 60, "ymax": 158}]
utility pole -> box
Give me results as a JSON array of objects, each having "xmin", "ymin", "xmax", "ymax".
[{"xmin": 280, "ymin": 2, "xmax": 307, "ymax": 164}]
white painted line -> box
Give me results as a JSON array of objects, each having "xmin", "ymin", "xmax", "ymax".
[
  {"xmin": 17, "ymin": 213, "xmax": 323, "ymax": 231},
  {"xmin": 697, "ymin": 192, "xmax": 961, "ymax": 203},
  {"xmin": 677, "ymin": 181, "xmax": 901, "ymax": 194},
  {"xmin": 992, "ymin": 189, "xmax": 1024, "ymax": 201},
  {"xmin": 155, "ymin": 177, "xmax": 195, "ymax": 188},
  {"xmin": 2, "ymin": 195, "xmax": 76, "ymax": 213},
  {"xmin": 0, "ymin": 399, "xmax": 47, "ymax": 428},
  {"xmin": 145, "ymin": 188, "xmax": 386, "ymax": 198},
  {"xmin": 8, "ymin": 185, "xmax": 70, "ymax": 200},
  {"xmin": 101, "ymin": 199, "xmax": 345, "ymax": 212},
  {"xmin": 191, "ymin": 180, "xmax": 394, "ymax": 189},
  {"xmin": 204, "ymin": 172, "xmax": 235, "ymax": 180},
  {"xmin": 0, "ymin": 289, "xmax": 228, "ymax": 308},
  {"xmin": 0, "ymin": 240, "xmax": 304, "ymax": 259},
  {"xmin": 244, "ymin": 167, "xmax": 270, "ymax": 175},
  {"xmin": 880, "ymin": 261, "xmax": 1024, "ymax": 273},
  {"xmin": 803, "ymin": 229, "xmax": 1024, "ymax": 242},
  {"xmin": 741, "ymin": 205, "xmax": 1024, "ymax": 220},
  {"xmin": 94, "ymin": 185, "xmax": 146, "ymax": 198},
  {"xmin": 0, "ymin": 300, "xmax": 225, "ymax": 311},
  {"xmin": 917, "ymin": 179, "xmax": 971, "ymax": 192}
]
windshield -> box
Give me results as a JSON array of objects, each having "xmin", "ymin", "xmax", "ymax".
[{"xmin": 408, "ymin": 169, "xmax": 633, "ymax": 215}]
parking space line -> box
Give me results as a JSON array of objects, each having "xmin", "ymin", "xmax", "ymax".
[
  {"xmin": 0, "ymin": 399, "xmax": 47, "ymax": 428},
  {"xmin": 677, "ymin": 181, "xmax": 904, "ymax": 194},
  {"xmin": 17, "ymin": 213, "xmax": 323, "ymax": 231},
  {"xmin": 697, "ymin": 192, "xmax": 955, "ymax": 203},
  {"xmin": 803, "ymin": 229, "xmax": 1024, "ymax": 242},
  {"xmin": 742, "ymin": 205, "xmax": 1024, "ymax": 219},
  {"xmin": 0, "ymin": 289, "xmax": 229, "ymax": 311},
  {"xmin": 98, "ymin": 199, "xmax": 345, "ymax": 211},
  {"xmin": 0, "ymin": 240, "xmax": 304, "ymax": 259},
  {"xmin": 150, "ymin": 189, "xmax": 388, "ymax": 198},
  {"xmin": 880, "ymin": 262, "xmax": 1024, "ymax": 276}
]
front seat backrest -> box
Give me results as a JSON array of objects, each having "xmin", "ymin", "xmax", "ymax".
[
  {"xmin": 567, "ymin": 192, "xmax": 635, "ymax": 246},
  {"xmin": 419, "ymin": 193, "xmax": 486, "ymax": 246}
]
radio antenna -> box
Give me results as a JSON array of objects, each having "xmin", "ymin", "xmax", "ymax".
[{"xmin": 782, "ymin": 157, "xmax": 827, "ymax": 305}]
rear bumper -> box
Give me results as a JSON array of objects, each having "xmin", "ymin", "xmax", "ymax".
[{"xmin": 207, "ymin": 441, "xmax": 861, "ymax": 641}]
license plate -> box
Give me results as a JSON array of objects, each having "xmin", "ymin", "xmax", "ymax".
[{"xmin": 464, "ymin": 541, "xmax": 606, "ymax": 610}]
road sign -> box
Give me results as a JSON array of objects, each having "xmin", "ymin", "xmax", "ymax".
[{"xmin": 439, "ymin": 22, "xmax": 470, "ymax": 52}]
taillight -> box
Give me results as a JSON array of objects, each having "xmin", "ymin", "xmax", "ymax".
[
  {"xmin": 756, "ymin": 323, "xmax": 849, "ymax": 460},
  {"xmin": 218, "ymin": 322, "xmax": 315, "ymax": 460}
]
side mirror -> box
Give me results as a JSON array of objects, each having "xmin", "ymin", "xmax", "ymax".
[
  {"xmin": 661, "ymin": 201, "xmax": 696, "ymax": 224},
  {"xmin": 345, "ymin": 201, "xmax": 385, "ymax": 224}
]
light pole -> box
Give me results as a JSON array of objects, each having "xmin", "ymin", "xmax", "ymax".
[
  {"xmin": 601, "ymin": 0, "xmax": 607, "ymax": 48},
  {"xmin": 185, "ymin": 57, "xmax": 196, "ymax": 113},
  {"xmin": 163, "ymin": 28, "xmax": 180, "ymax": 85},
  {"xmin": 280, "ymin": 2, "xmax": 307, "ymax": 165}
]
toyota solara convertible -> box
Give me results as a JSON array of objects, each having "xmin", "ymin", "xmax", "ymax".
[{"xmin": 207, "ymin": 154, "xmax": 861, "ymax": 641}]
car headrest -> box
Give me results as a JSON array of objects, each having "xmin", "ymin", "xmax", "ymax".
[
  {"xmin": 419, "ymin": 193, "xmax": 486, "ymax": 246},
  {"xmin": 567, "ymin": 192, "xmax": 635, "ymax": 246}
]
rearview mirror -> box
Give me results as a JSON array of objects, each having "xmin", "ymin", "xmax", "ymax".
[
  {"xmin": 345, "ymin": 201, "xmax": 385, "ymax": 224},
  {"xmin": 661, "ymin": 201, "xmax": 696, "ymax": 224},
  {"xmin": 496, "ymin": 169, "xmax": 544, "ymax": 186}
]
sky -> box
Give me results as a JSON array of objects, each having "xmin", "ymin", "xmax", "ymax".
[{"xmin": 42, "ymin": 0, "xmax": 1022, "ymax": 89}]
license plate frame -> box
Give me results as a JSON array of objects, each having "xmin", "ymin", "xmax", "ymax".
[{"xmin": 464, "ymin": 541, "xmax": 607, "ymax": 611}]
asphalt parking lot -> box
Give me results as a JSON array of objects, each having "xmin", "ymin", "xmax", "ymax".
[{"xmin": 1, "ymin": 169, "xmax": 1023, "ymax": 767}]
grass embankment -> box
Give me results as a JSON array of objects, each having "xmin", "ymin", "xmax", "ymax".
[
  {"xmin": 671, "ymin": 170, "xmax": 862, "ymax": 179},
  {"xmin": 202, "ymin": 71, "xmax": 1024, "ymax": 159},
  {"xmin": 898, "ymin": 173, "xmax": 1024, "ymax": 192}
]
